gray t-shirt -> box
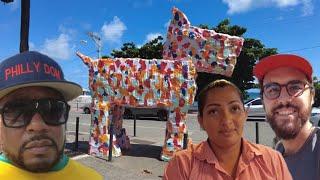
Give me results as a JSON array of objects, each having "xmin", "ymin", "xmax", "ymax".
[{"xmin": 276, "ymin": 127, "xmax": 320, "ymax": 180}]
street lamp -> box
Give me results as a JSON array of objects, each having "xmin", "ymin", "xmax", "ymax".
[
  {"xmin": 80, "ymin": 40, "xmax": 88, "ymax": 45},
  {"xmin": 87, "ymin": 32, "xmax": 102, "ymax": 59}
]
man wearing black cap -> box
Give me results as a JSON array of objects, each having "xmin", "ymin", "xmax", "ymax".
[
  {"xmin": 253, "ymin": 54, "xmax": 320, "ymax": 180},
  {"xmin": 0, "ymin": 51, "xmax": 102, "ymax": 179}
]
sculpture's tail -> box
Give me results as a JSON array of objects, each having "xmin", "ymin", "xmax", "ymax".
[{"xmin": 76, "ymin": 51, "xmax": 93, "ymax": 67}]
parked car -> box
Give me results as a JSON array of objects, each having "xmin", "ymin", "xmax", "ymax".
[
  {"xmin": 188, "ymin": 101, "xmax": 198, "ymax": 113},
  {"xmin": 311, "ymin": 107, "xmax": 320, "ymax": 126},
  {"xmin": 80, "ymin": 102, "xmax": 169, "ymax": 121},
  {"xmin": 244, "ymin": 97, "xmax": 320, "ymax": 126},
  {"xmin": 68, "ymin": 88, "xmax": 92, "ymax": 113},
  {"xmin": 123, "ymin": 107, "xmax": 168, "ymax": 121},
  {"xmin": 244, "ymin": 98, "xmax": 265, "ymax": 117},
  {"xmin": 80, "ymin": 102, "xmax": 91, "ymax": 114}
]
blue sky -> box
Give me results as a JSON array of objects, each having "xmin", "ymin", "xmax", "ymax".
[{"xmin": 0, "ymin": 0, "xmax": 319, "ymax": 89}]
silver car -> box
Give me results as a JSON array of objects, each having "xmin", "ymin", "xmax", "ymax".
[
  {"xmin": 245, "ymin": 98, "xmax": 265, "ymax": 118},
  {"xmin": 244, "ymin": 97, "xmax": 320, "ymax": 126},
  {"xmin": 123, "ymin": 107, "xmax": 168, "ymax": 121}
]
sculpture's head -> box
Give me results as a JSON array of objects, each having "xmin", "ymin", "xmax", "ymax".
[{"xmin": 163, "ymin": 7, "xmax": 244, "ymax": 77}]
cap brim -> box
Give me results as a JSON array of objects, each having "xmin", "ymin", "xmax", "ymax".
[
  {"xmin": 0, "ymin": 81, "xmax": 82, "ymax": 101},
  {"xmin": 253, "ymin": 54, "xmax": 312, "ymax": 82}
]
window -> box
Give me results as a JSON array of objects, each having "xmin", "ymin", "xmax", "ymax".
[{"xmin": 251, "ymin": 99, "xmax": 262, "ymax": 105}]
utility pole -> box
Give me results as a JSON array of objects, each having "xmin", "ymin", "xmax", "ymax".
[
  {"xmin": 20, "ymin": 0, "xmax": 30, "ymax": 52},
  {"xmin": 1, "ymin": 0, "xmax": 30, "ymax": 53},
  {"xmin": 87, "ymin": 32, "xmax": 102, "ymax": 59}
]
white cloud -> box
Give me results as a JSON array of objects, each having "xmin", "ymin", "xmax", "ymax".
[
  {"xmin": 58, "ymin": 25, "xmax": 77, "ymax": 37},
  {"xmin": 30, "ymin": 25, "xmax": 76, "ymax": 60},
  {"xmin": 101, "ymin": 16, "xmax": 127, "ymax": 44},
  {"xmin": 137, "ymin": 33, "xmax": 163, "ymax": 47},
  {"xmin": 301, "ymin": 0, "xmax": 314, "ymax": 16},
  {"xmin": 222, "ymin": 0, "xmax": 314, "ymax": 15},
  {"xmin": 145, "ymin": 33, "xmax": 162, "ymax": 43},
  {"xmin": 29, "ymin": 42, "xmax": 35, "ymax": 50},
  {"xmin": 40, "ymin": 33, "xmax": 74, "ymax": 60},
  {"xmin": 274, "ymin": 0, "xmax": 299, "ymax": 7},
  {"xmin": 9, "ymin": 0, "xmax": 19, "ymax": 11},
  {"xmin": 222, "ymin": 0, "xmax": 253, "ymax": 14}
]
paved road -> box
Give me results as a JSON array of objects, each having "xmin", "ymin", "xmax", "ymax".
[{"xmin": 65, "ymin": 109, "xmax": 276, "ymax": 179}]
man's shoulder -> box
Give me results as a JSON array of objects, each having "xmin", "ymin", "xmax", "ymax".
[
  {"xmin": 0, "ymin": 161, "xmax": 32, "ymax": 179},
  {"xmin": 0, "ymin": 159, "xmax": 103, "ymax": 179},
  {"xmin": 275, "ymin": 127, "xmax": 320, "ymax": 156},
  {"xmin": 274, "ymin": 140, "xmax": 285, "ymax": 154},
  {"xmin": 314, "ymin": 127, "xmax": 320, "ymax": 149},
  {"xmin": 244, "ymin": 140, "xmax": 283, "ymax": 159}
]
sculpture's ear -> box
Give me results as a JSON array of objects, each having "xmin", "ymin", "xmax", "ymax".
[
  {"xmin": 76, "ymin": 51, "xmax": 93, "ymax": 67},
  {"xmin": 170, "ymin": 7, "xmax": 190, "ymax": 27}
]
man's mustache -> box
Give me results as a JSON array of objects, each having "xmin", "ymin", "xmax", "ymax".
[
  {"xmin": 20, "ymin": 134, "xmax": 57, "ymax": 153},
  {"xmin": 271, "ymin": 103, "xmax": 299, "ymax": 113}
]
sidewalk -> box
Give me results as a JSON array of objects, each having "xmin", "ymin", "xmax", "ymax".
[{"xmin": 65, "ymin": 141, "xmax": 167, "ymax": 180}]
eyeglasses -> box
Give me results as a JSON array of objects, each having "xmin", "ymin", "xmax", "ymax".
[
  {"xmin": 262, "ymin": 80, "xmax": 312, "ymax": 100},
  {"xmin": 0, "ymin": 98, "xmax": 70, "ymax": 128}
]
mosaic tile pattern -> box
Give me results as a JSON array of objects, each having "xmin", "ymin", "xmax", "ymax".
[{"xmin": 163, "ymin": 7, "xmax": 244, "ymax": 77}]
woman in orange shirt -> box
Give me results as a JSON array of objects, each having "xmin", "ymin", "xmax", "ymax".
[{"xmin": 163, "ymin": 79, "xmax": 292, "ymax": 180}]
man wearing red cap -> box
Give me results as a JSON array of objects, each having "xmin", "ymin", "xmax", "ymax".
[{"xmin": 253, "ymin": 54, "xmax": 320, "ymax": 180}]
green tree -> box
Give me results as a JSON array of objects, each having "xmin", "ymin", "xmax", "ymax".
[
  {"xmin": 139, "ymin": 36, "xmax": 163, "ymax": 59},
  {"xmin": 110, "ymin": 36, "xmax": 163, "ymax": 59},
  {"xmin": 111, "ymin": 42, "xmax": 140, "ymax": 58}
]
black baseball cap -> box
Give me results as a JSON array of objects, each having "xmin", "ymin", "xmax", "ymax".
[{"xmin": 0, "ymin": 51, "xmax": 82, "ymax": 101}]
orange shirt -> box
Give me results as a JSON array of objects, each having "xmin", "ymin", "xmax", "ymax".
[{"xmin": 163, "ymin": 139, "xmax": 292, "ymax": 180}]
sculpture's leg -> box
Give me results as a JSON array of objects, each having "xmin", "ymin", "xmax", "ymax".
[
  {"xmin": 160, "ymin": 103, "xmax": 190, "ymax": 161},
  {"xmin": 88, "ymin": 99, "xmax": 122, "ymax": 159},
  {"xmin": 114, "ymin": 105, "xmax": 131, "ymax": 151}
]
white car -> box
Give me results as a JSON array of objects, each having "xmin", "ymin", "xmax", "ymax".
[
  {"xmin": 311, "ymin": 107, "xmax": 320, "ymax": 126},
  {"xmin": 244, "ymin": 97, "xmax": 320, "ymax": 126},
  {"xmin": 245, "ymin": 98, "xmax": 265, "ymax": 118},
  {"xmin": 123, "ymin": 107, "xmax": 168, "ymax": 121},
  {"xmin": 80, "ymin": 102, "xmax": 91, "ymax": 114},
  {"xmin": 188, "ymin": 101, "xmax": 198, "ymax": 113}
]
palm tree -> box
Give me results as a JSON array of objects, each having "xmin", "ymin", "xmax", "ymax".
[{"xmin": 2, "ymin": 0, "xmax": 30, "ymax": 52}]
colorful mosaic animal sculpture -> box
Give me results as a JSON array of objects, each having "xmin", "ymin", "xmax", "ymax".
[
  {"xmin": 163, "ymin": 7, "xmax": 243, "ymax": 76},
  {"xmin": 77, "ymin": 52, "xmax": 197, "ymax": 160},
  {"xmin": 77, "ymin": 7, "xmax": 244, "ymax": 161}
]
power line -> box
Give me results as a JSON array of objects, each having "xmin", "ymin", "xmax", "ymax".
[
  {"xmin": 245, "ymin": 12, "xmax": 319, "ymax": 28},
  {"xmin": 280, "ymin": 45, "xmax": 320, "ymax": 53}
]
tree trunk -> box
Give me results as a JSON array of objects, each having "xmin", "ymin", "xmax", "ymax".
[{"xmin": 20, "ymin": 0, "xmax": 30, "ymax": 52}]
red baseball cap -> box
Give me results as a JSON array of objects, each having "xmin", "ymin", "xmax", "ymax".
[{"xmin": 253, "ymin": 54, "xmax": 313, "ymax": 83}]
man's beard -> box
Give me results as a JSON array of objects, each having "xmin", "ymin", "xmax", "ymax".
[
  {"xmin": 266, "ymin": 103, "xmax": 311, "ymax": 140},
  {"xmin": 3, "ymin": 134, "xmax": 64, "ymax": 173}
]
